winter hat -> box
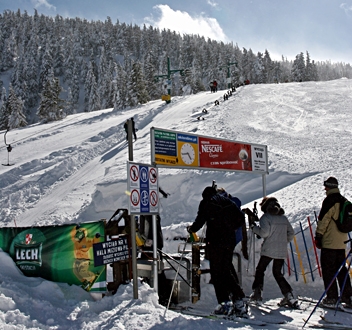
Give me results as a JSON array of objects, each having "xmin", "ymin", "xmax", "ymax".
[
  {"xmin": 202, "ymin": 186, "xmax": 217, "ymax": 200},
  {"xmin": 260, "ymin": 197, "xmax": 279, "ymax": 213},
  {"xmin": 323, "ymin": 177, "xmax": 338, "ymax": 188}
]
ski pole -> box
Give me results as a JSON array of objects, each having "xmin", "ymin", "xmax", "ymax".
[
  {"xmin": 335, "ymin": 254, "xmax": 352, "ymax": 316},
  {"xmin": 335, "ymin": 235, "xmax": 352, "ymax": 314},
  {"xmin": 303, "ymin": 247, "xmax": 352, "ymax": 328},
  {"xmin": 314, "ymin": 211, "xmax": 319, "ymax": 225},
  {"xmin": 307, "ymin": 216, "xmax": 322, "ymax": 277},
  {"xmin": 300, "ymin": 221, "xmax": 314, "ymax": 282},
  {"xmin": 293, "ymin": 235, "xmax": 307, "ymax": 284},
  {"xmin": 290, "ymin": 241, "xmax": 298, "ymax": 281},
  {"xmin": 349, "ymin": 233, "xmax": 352, "ymax": 277},
  {"xmin": 287, "ymin": 251, "xmax": 291, "ymax": 277},
  {"xmin": 157, "ymin": 249, "xmax": 189, "ymax": 271}
]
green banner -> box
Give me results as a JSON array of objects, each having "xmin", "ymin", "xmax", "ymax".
[{"xmin": 0, "ymin": 222, "xmax": 106, "ymax": 293}]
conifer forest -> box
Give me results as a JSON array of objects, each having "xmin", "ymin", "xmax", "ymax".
[{"xmin": 0, "ymin": 9, "xmax": 351, "ymax": 129}]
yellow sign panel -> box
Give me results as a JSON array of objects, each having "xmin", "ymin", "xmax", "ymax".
[{"xmin": 155, "ymin": 155, "xmax": 178, "ymax": 166}]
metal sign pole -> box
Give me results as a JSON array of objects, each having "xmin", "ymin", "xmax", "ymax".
[
  {"xmin": 152, "ymin": 214, "xmax": 158, "ymax": 292},
  {"xmin": 262, "ymin": 173, "xmax": 266, "ymax": 197},
  {"xmin": 127, "ymin": 121, "xmax": 138, "ymax": 299}
]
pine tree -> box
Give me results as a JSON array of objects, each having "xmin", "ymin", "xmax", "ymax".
[
  {"xmin": 291, "ymin": 52, "xmax": 306, "ymax": 82},
  {"xmin": 64, "ymin": 87, "xmax": 75, "ymax": 115},
  {"xmin": 129, "ymin": 61, "xmax": 150, "ymax": 105},
  {"xmin": 88, "ymin": 75, "xmax": 101, "ymax": 112},
  {"xmin": 113, "ymin": 63, "xmax": 128, "ymax": 109},
  {"xmin": 0, "ymin": 87, "xmax": 9, "ymax": 130},
  {"xmin": 37, "ymin": 72, "xmax": 64, "ymax": 122},
  {"xmin": 263, "ymin": 49, "xmax": 273, "ymax": 83},
  {"xmin": 6, "ymin": 85, "xmax": 27, "ymax": 129}
]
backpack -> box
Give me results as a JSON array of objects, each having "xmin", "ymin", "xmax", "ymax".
[
  {"xmin": 335, "ymin": 197, "xmax": 352, "ymax": 233},
  {"xmin": 214, "ymin": 193, "xmax": 245, "ymax": 237}
]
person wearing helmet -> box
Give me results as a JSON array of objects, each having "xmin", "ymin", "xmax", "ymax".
[{"xmin": 249, "ymin": 196, "xmax": 297, "ymax": 308}]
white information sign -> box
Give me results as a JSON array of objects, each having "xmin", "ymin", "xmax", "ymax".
[{"xmin": 127, "ymin": 162, "xmax": 159, "ymax": 215}]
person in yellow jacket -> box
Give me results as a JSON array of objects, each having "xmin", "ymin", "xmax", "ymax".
[{"xmin": 315, "ymin": 177, "xmax": 352, "ymax": 307}]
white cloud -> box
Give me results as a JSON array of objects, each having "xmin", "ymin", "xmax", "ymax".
[
  {"xmin": 207, "ymin": 0, "xmax": 219, "ymax": 8},
  {"xmin": 144, "ymin": 4, "xmax": 228, "ymax": 42},
  {"xmin": 31, "ymin": 0, "xmax": 56, "ymax": 11},
  {"xmin": 340, "ymin": 3, "xmax": 352, "ymax": 17}
]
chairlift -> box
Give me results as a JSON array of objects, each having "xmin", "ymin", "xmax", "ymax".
[{"xmin": 2, "ymin": 129, "xmax": 14, "ymax": 166}]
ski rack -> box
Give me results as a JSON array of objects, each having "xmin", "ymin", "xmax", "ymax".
[{"xmin": 2, "ymin": 130, "xmax": 14, "ymax": 166}]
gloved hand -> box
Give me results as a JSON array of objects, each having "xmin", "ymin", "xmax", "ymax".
[
  {"xmin": 95, "ymin": 233, "xmax": 101, "ymax": 238},
  {"xmin": 250, "ymin": 223, "xmax": 256, "ymax": 230},
  {"xmin": 186, "ymin": 226, "xmax": 199, "ymax": 242},
  {"xmin": 315, "ymin": 234, "xmax": 323, "ymax": 249}
]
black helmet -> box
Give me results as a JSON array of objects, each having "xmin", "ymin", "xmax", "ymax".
[{"xmin": 202, "ymin": 186, "xmax": 217, "ymax": 200}]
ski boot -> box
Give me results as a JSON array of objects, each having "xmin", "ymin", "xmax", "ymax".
[
  {"xmin": 214, "ymin": 301, "xmax": 233, "ymax": 315},
  {"xmin": 320, "ymin": 297, "xmax": 337, "ymax": 308},
  {"xmin": 233, "ymin": 299, "xmax": 249, "ymax": 318},
  {"xmin": 278, "ymin": 292, "xmax": 298, "ymax": 308},
  {"xmin": 341, "ymin": 296, "xmax": 352, "ymax": 308},
  {"xmin": 249, "ymin": 287, "xmax": 263, "ymax": 305}
]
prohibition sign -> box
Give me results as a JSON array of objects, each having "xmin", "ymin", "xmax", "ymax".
[
  {"xmin": 130, "ymin": 165, "xmax": 139, "ymax": 182},
  {"xmin": 130, "ymin": 189, "xmax": 140, "ymax": 206},
  {"xmin": 150, "ymin": 190, "xmax": 158, "ymax": 206},
  {"xmin": 150, "ymin": 168, "xmax": 157, "ymax": 183}
]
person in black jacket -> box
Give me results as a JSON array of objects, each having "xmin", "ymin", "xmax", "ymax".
[
  {"xmin": 131, "ymin": 117, "xmax": 137, "ymax": 141},
  {"xmin": 187, "ymin": 186, "xmax": 247, "ymax": 317},
  {"xmin": 124, "ymin": 118, "xmax": 137, "ymax": 141}
]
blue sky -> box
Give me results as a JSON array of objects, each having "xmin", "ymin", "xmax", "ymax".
[{"xmin": 1, "ymin": 0, "xmax": 352, "ymax": 64}]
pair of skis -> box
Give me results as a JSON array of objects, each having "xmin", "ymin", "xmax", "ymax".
[
  {"xmin": 299, "ymin": 296, "xmax": 352, "ymax": 329},
  {"xmin": 179, "ymin": 307, "xmax": 286, "ymax": 327},
  {"xmin": 298, "ymin": 296, "xmax": 352, "ymax": 314}
]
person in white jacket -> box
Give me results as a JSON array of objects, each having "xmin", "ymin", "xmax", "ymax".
[{"xmin": 249, "ymin": 196, "xmax": 297, "ymax": 307}]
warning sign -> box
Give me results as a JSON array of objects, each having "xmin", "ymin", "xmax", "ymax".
[{"xmin": 127, "ymin": 162, "xmax": 159, "ymax": 215}]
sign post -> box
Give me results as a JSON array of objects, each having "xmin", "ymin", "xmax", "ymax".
[{"xmin": 127, "ymin": 161, "xmax": 159, "ymax": 294}]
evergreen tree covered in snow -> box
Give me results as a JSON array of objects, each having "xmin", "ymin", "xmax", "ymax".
[
  {"xmin": 129, "ymin": 61, "xmax": 150, "ymax": 105},
  {"xmin": 64, "ymin": 87, "xmax": 75, "ymax": 115},
  {"xmin": 0, "ymin": 87, "xmax": 9, "ymax": 130},
  {"xmin": 87, "ymin": 74, "xmax": 101, "ymax": 112},
  {"xmin": 37, "ymin": 72, "xmax": 64, "ymax": 122},
  {"xmin": 6, "ymin": 84, "xmax": 27, "ymax": 129},
  {"xmin": 291, "ymin": 52, "xmax": 306, "ymax": 82}
]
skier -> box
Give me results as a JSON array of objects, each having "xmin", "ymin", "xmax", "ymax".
[
  {"xmin": 187, "ymin": 186, "xmax": 248, "ymax": 317},
  {"xmin": 124, "ymin": 117, "xmax": 137, "ymax": 141},
  {"xmin": 315, "ymin": 177, "xmax": 352, "ymax": 307},
  {"xmin": 213, "ymin": 80, "xmax": 218, "ymax": 92},
  {"xmin": 123, "ymin": 121, "xmax": 128, "ymax": 140},
  {"xmin": 249, "ymin": 196, "xmax": 298, "ymax": 308},
  {"xmin": 209, "ymin": 81, "xmax": 214, "ymax": 93},
  {"xmin": 131, "ymin": 117, "xmax": 137, "ymax": 141}
]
